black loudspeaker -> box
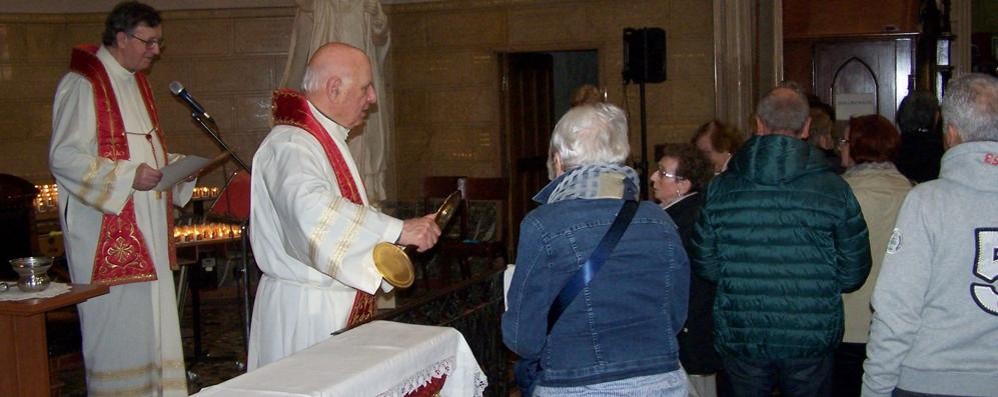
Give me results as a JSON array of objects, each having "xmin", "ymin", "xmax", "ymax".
[{"xmin": 623, "ymin": 27, "xmax": 666, "ymax": 84}]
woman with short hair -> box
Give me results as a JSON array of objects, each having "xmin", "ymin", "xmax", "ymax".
[
  {"xmin": 651, "ymin": 143, "xmax": 726, "ymax": 397},
  {"xmin": 503, "ymin": 103, "xmax": 690, "ymax": 397},
  {"xmin": 835, "ymin": 114, "xmax": 912, "ymax": 397}
]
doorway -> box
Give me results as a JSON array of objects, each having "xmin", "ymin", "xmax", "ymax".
[{"xmin": 499, "ymin": 49, "xmax": 599, "ymax": 255}]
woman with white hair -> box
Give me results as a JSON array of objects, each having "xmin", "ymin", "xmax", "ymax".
[{"xmin": 502, "ymin": 103, "xmax": 690, "ymax": 396}]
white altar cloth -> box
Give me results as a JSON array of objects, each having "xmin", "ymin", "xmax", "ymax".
[{"xmin": 194, "ymin": 320, "xmax": 488, "ymax": 397}]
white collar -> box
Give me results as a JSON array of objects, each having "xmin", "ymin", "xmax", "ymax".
[
  {"xmin": 660, "ymin": 191, "xmax": 698, "ymax": 210},
  {"xmin": 306, "ymin": 100, "xmax": 350, "ymax": 141},
  {"xmin": 97, "ymin": 45, "xmax": 134, "ymax": 78}
]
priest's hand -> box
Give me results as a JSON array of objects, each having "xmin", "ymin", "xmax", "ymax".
[
  {"xmin": 132, "ymin": 163, "xmax": 163, "ymax": 191},
  {"xmin": 399, "ymin": 214, "xmax": 441, "ymax": 252}
]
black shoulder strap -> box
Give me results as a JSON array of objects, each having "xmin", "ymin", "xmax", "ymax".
[{"xmin": 547, "ymin": 200, "xmax": 639, "ymax": 333}]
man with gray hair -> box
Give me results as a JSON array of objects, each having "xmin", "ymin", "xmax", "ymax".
[
  {"xmin": 862, "ymin": 73, "xmax": 998, "ymax": 397},
  {"xmin": 692, "ymin": 83, "xmax": 871, "ymax": 396},
  {"xmin": 247, "ymin": 42, "xmax": 441, "ymax": 369}
]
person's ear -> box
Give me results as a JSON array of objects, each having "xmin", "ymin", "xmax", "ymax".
[
  {"xmin": 798, "ymin": 117, "xmax": 812, "ymax": 140},
  {"xmin": 944, "ymin": 124, "xmax": 962, "ymax": 149},
  {"xmin": 115, "ymin": 31, "xmax": 128, "ymax": 48},
  {"xmin": 325, "ymin": 76, "xmax": 342, "ymax": 100},
  {"xmin": 553, "ymin": 153, "xmax": 564, "ymax": 177},
  {"xmin": 677, "ymin": 178, "xmax": 692, "ymax": 195},
  {"xmin": 755, "ymin": 116, "xmax": 765, "ymax": 135},
  {"xmin": 818, "ymin": 134, "xmax": 834, "ymax": 150}
]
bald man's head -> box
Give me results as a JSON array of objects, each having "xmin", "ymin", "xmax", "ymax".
[
  {"xmin": 301, "ymin": 43, "xmax": 377, "ymax": 129},
  {"xmin": 756, "ymin": 84, "xmax": 811, "ymax": 138}
]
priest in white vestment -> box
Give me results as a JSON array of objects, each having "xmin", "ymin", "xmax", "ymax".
[
  {"xmin": 48, "ymin": 3, "xmax": 192, "ymax": 396},
  {"xmin": 248, "ymin": 42, "xmax": 441, "ymax": 370}
]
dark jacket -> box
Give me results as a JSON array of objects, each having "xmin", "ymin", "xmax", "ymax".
[
  {"xmin": 665, "ymin": 193, "xmax": 723, "ymax": 375},
  {"xmin": 502, "ymin": 180, "xmax": 689, "ymax": 388},
  {"xmin": 691, "ymin": 134, "xmax": 871, "ymax": 360}
]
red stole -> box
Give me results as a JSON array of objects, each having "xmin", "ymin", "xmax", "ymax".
[
  {"xmin": 69, "ymin": 44, "xmax": 176, "ymax": 286},
  {"xmin": 271, "ymin": 88, "xmax": 377, "ymax": 328}
]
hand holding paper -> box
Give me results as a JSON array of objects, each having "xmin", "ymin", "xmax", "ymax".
[{"xmin": 154, "ymin": 153, "xmax": 226, "ymax": 191}]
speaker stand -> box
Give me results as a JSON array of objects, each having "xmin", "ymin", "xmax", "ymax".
[{"xmin": 638, "ymin": 82, "xmax": 650, "ymax": 200}]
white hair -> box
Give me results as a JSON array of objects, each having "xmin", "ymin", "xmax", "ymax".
[
  {"xmin": 301, "ymin": 66, "xmax": 321, "ymax": 93},
  {"xmin": 941, "ymin": 73, "xmax": 998, "ymax": 142},
  {"xmin": 547, "ymin": 103, "xmax": 630, "ymax": 178}
]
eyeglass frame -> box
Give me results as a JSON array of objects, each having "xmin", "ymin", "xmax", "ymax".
[
  {"xmin": 128, "ymin": 32, "xmax": 164, "ymax": 49},
  {"xmin": 656, "ymin": 169, "xmax": 686, "ymax": 181},
  {"xmin": 837, "ymin": 138, "xmax": 850, "ymax": 147}
]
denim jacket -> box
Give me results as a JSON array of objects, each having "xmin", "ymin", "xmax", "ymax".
[{"xmin": 502, "ymin": 171, "xmax": 690, "ymax": 388}]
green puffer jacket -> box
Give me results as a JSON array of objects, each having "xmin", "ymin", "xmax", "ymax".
[{"xmin": 691, "ymin": 134, "xmax": 871, "ymax": 360}]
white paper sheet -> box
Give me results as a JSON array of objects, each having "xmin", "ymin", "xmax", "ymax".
[{"xmin": 154, "ymin": 154, "xmax": 221, "ymax": 191}]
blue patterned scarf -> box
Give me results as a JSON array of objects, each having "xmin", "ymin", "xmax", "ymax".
[{"xmin": 534, "ymin": 163, "xmax": 641, "ymax": 204}]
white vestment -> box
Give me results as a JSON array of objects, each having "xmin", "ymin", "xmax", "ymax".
[
  {"xmin": 247, "ymin": 101, "xmax": 403, "ymax": 370},
  {"xmin": 49, "ymin": 45, "xmax": 193, "ymax": 396}
]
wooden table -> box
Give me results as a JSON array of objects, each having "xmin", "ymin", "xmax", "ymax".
[{"xmin": 0, "ymin": 283, "xmax": 109, "ymax": 397}]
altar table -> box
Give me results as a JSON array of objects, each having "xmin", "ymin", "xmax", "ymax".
[
  {"xmin": 0, "ymin": 283, "xmax": 109, "ymax": 397},
  {"xmin": 194, "ymin": 320, "xmax": 488, "ymax": 396}
]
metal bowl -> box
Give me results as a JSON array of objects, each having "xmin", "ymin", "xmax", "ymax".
[{"xmin": 9, "ymin": 257, "xmax": 54, "ymax": 292}]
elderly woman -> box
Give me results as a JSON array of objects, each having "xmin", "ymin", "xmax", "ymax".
[
  {"xmin": 691, "ymin": 120, "xmax": 743, "ymax": 174},
  {"xmin": 502, "ymin": 103, "xmax": 690, "ymax": 396},
  {"xmin": 835, "ymin": 114, "xmax": 912, "ymax": 397},
  {"xmin": 650, "ymin": 143, "xmax": 724, "ymax": 397}
]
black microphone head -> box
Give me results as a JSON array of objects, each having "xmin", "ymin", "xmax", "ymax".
[{"xmin": 169, "ymin": 81, "xmax": 184, "ymax": 95}]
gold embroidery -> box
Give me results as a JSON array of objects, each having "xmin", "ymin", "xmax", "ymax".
[
  {"xmin": 88, "ymin": 363, "xmax": 157, "ymax": 380},
  {"xmin": 329, "ymin": 204, "xmax": 366, "ymax": 276},
  {"xmin": 88, "ymin": 383, "xmax": 154, "ymax": 397},
  {"xmin": 94, "ymin": 162, "xmax": 118, "ymax": 210},
  {"xmin": 309, "ymin": 196, "xmax": 342, "ymax": 268},
  {"xmin": 87, "ymin": 360, "xmax": 186, "ymax": 386},
  {"xmin": 107, "ymin": 237, "xmax": 135, "ymax": 263},
  {"xmin": 80, "ymin": 158, "xmax": 101, "ymax": 200}
]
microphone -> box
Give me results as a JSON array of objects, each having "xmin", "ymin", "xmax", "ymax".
[{"xmin": 169, "ymin": 81, "xmax": 212, "ymax": 120}]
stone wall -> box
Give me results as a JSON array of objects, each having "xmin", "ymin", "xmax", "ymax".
[
  {"xmin": 385, "ymin": 0, "xmax": 715, "ymax": 200},
  {"xmin": 0, "ymin": 8, "xmax": 294, "ymax": 187}
]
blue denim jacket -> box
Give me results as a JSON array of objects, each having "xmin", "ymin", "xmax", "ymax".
[{"xmin": 502, "ymin": 179, "xmax": 690, "ymax": 388}]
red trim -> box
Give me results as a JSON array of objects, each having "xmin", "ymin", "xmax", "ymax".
[
  {"xmin": 70, "ymin": 44, "xmax": 160, "ymax": 286},
  {"xmin": 271, "ymin": 89, "xmax": 376, "ymax": 325},
  {"xmin": 405, "ymin": 375, "xmax": 447, "ymax": 397}
]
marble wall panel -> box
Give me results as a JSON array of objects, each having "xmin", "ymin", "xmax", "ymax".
[
  {"xmin": 192, "ymin": 56, "xmax": 275, "ymax": 92},
  {"xmin": 429, "ymin": 87, "xmax": 496, "ymax": 124},
  {"xmin": 394, "ymin": 50, "xmax": 496, "ymax": 88},
  {"xmin": 164, "ymin": 19, "xmax": 232, "ymax": 56},
  {"xmin": 388, "ymin": 12, "xmax": 427, "ymax": 49},
  {"xmin": 0, "ymin": 63, "xmax": 64, "ymax": 100},
  {"xmin": 394, "ymin": 89, "xmax": 430, "ymax": 125},
  {"xmin": 234, "ymin": 93, "xmax": 274, "ymax": 132},
  {"xmin": 23, "ymin": 24, "xmax": 70, "ymax": 62},
  {"xmin": 507, "ymin": 5, "xmax": 589, "ymax": 45},
  {"xmin": 233, "ymin": 17, "xmax": 292, "ymax": 55},
  {"xmin": 425, "ymin": 10, "xmax": 504, "ymax": 47}
]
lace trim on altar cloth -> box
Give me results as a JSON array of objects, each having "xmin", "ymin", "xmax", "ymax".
[{"xmin": 376, "ymin": 356, "xmax": 488, "ymax": 397}]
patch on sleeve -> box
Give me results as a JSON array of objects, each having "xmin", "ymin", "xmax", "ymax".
[
  {"xmin": 972, "ymin": 228, "xmax": 998, "ymax": 316},
  {"xmin": 886, "ymin": 227, "xmax": 902, "ymax": 254}
]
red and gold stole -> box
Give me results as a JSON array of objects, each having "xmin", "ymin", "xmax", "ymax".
[
  {"xmin": 271, "ymin": 88, "xmax": 377, "ymax": 327},
  {"xmin": 69, "ymin": 44, "xmax": 176, "ymax": 286}
]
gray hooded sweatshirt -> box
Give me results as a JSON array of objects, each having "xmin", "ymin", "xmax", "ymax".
[{"xmin": 862, "ymin": 141, "xmax": 998, "ymax": 397}]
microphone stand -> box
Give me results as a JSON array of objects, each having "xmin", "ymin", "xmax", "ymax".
[
  {"xmin": 187, "ymin": 111, "xmax": 253, "ymax": 356},
  {"xmin": 191, "ymin": 112, "xmax": 250, "ymax": 172}
]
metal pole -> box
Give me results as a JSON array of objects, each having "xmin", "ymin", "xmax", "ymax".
[
  {"xmin": 191, "ymin": 113, "xmax": 251, "ymax": 172},
  {"xmin": 639, "ymin": 82, "xmax": 649, "ymax": 200}
]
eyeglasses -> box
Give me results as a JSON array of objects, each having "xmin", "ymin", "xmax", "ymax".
[
  {"xmin": 838, "ymin": 138, "xmax": 850, "ymax": 147},
  {"xmin": 657, "ymin": 169, "xmax": 686, "ymax": 181},
  {"xmin": 128, "ymin": 33, "xmax": 164, "ymax": 49}
]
